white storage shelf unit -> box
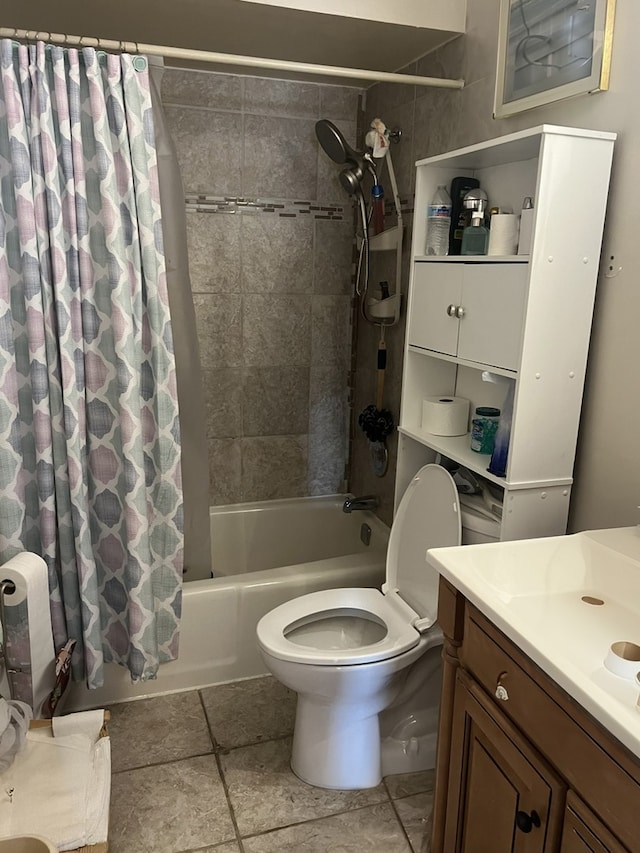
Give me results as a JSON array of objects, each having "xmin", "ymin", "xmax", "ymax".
[{"xmin": 397, "ymin": 125, "xmax": 615, "ymax": 541}]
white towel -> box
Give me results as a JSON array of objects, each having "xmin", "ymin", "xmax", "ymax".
[{"xmin": 0, "ymin": 727, "xmax": 111, "ymax": 850}]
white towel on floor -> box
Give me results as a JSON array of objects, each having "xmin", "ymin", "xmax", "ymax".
[{"xmin": 0, "ymin": 727, "xmax": 111, "ymax": 850}]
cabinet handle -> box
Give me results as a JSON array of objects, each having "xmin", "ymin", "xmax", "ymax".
[
  {"xmin": 446, "ymin": 304, "xmax": 457, "ymax": 317},
  {"xmin": 455, "ymin": 305, "xmax": 465, "ymax": 319},
  {"xmin": 495, "ymin": 684, "xmax": 509, "ymax": 701},
  {"xmin": 515, "ymin": 810, "xmax": 541, "ymax": 833}
]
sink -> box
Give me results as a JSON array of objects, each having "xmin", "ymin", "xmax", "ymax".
[
  {"xmin": 0, "ymin": 839, "xmax": 58, "ymax": 853},
  {"xmin": 427, "ymin": 526, "xmax": 640, "ymax": 759}
]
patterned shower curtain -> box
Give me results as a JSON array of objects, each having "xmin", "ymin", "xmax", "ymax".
[{"xmin": 0, "ymin": 40, "xmax": 183, "ymax": 689}]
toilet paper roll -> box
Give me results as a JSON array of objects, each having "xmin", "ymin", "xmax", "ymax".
[
  {"xmin": 488, "ymin": 214, "xmax": 520, "ymax": 256},
  {"xmin": 52, "ymin": 709, "xmax": 106, "ymax": 743},
  {"xmin": 421, "ymin": 396, "xmax": 470, "ymax": 436},
  {"xmin": 1, "ymin": 552, "xmax": 55, "ymax": 718}
]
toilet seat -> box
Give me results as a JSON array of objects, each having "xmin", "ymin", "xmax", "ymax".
[
  {"xmin": 257, "ymin": 587, "xmax": 422, "ymax": 666},
  {"xmin": 257, "ymin": 464, "xmax": 461, "ymax": 668}
]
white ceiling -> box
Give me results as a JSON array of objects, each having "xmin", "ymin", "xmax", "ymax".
[{"xmin": 1, "ymin": 0, "xmax": 466, "ymax": 86}]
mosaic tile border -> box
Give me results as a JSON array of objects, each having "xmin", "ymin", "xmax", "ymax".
[
  {"xmin": 184, "ymin": 194, "xmax": 346, "ymax": 220},
  {"xmin": 184, "ymin": 194, "xmax": 415, "ymax": 221}
]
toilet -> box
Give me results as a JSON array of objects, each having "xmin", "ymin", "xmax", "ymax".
[{"xmin": 256, "ymin": 464, "xmax": 464, "ymax": 790}]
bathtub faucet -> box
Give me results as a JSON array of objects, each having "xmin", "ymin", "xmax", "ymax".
[{"xmin": 342, "ymin": 495, "xmax": 378, "ymax": 513}]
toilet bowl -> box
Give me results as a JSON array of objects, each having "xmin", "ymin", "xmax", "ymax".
[{"xmin": 256, "ymin": 464, "xmax": 461, "ymax": 789}]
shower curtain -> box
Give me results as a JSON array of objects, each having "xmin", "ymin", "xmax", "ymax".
[
  {"xmin": 149, "ymin": 62, "xmax": 211, "ymax": 583},
  {"xmin": 0, "ymin": 40, "xmax": 183, "ymax": 688}
]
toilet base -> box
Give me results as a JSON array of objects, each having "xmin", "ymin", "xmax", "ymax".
[{"xmin": 291, "ymin": 697, "xmax": 383, "ymax": 789}]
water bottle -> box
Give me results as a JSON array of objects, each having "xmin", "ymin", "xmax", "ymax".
[{"xmin": 425, "ymin": 184, "xmax": 452, "ymax": 256}]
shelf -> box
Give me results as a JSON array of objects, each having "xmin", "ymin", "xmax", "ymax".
[
  {"xmin": 414, "ymin": 124, "xmax": 616, "ymax": 172},
  {"xmin": 407, "ymin": 345, "xmax": 518, "ymax": 379},
  {"xmin": 370, "ymin": 225, "xmax": 402, "ymax": 252},
  {"xmin": 399, "ymin": 427, "xmax": 573, "ymax": 490},
  {"xmin": 357, "ymin": 225, "xmax": 402, "ymax": 253},
  {"xmin": 413, "ymin": 255, "xmax": 528, "ymax": 263}
]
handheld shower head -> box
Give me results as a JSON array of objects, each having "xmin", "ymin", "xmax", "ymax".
[
  {"xmin": 316, "ymin": 119, "xmax": 377, "ymax": 192},
  {"xmin": 315, "ymin": 119, "xmax": 360, "ymax": 166}
]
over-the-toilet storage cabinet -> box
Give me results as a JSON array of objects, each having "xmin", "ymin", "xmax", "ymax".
[{"xmin": 396, "ymin": 125, "xmax": 615, "ymax": 540}]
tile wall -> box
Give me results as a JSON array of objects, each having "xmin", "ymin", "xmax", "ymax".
[{"xmin": 161, "ymin": 69, "xmax": 363, "ymax": 505}]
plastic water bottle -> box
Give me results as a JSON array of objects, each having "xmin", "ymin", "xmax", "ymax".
[{"xmin": 425, "ymin": 184, "xmax": 452, "ymax": 256}]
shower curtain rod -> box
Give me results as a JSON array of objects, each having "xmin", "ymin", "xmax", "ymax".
[{"xmin": 0, "ymin": 27, "xmax": 465, "ymax": 89}]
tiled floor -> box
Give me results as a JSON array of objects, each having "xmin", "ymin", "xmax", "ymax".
[{"xmin": 107, "ymin": 676, "xmax": 434, "ymax": 852}]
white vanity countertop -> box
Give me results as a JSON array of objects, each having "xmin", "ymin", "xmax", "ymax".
[{"xmin": 427, "ymin": 526, "xmax": 640, "ymax": 760}]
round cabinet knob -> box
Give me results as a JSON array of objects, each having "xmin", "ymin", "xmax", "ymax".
[
  {"xmin": 515, "ymin": 810, "xmax": 541, "ymax": 833},
  {"xmin": 446, "ymin": 304, "xmax": 457, "ymax": 317},
  {"xmin": 455, "ymin": 305, "xmax": 465, "ymax": 319},
  {"xmin": 495, "ymin": 684, "xmax": 509, "ymax": 701}
]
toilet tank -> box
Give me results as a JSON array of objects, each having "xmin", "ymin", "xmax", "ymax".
[{"xmin": 461, "ymin": 505, "xmax": 500, "ymax": 545}]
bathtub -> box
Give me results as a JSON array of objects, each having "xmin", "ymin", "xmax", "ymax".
[{"xmin": 68, "ymin": 495, "xmax": 388, "ymax": 709}]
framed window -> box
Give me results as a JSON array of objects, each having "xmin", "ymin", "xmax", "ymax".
[{"xmin": 494, "ymin": 0, "xmax": 615, "ymax": 118}]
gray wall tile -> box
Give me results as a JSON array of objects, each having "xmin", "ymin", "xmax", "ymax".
[
  {"xmin": 161, "ymin": 69, "xmax": 243, "ymax": 110},
  {"xmin": 204, "ymin": 367, "xmax": 244, "ymax": 438},
  {"xmin": 186, "ymin": 212, "xmax": 241, "ymax": 293},
  {"xmin": 241, "ymin": 215, "xmax": 314, "ymax": 293},
  {"xmin": 243, "ymin": 115, "xmax": 318, "ymax": 199},
  {"xmin": 241, "ymin": 435, "xmax": 308, "ymax": 501},
  {"xmin": 311, "ymin": 295, "xmax": 351, "ymax": 369},
  {"xmin": 313, "ymin": 218, "xmax": 354, "ymax": 295},
  {"xmin": 308, "ymin": 365, "xmax": 349, "ymax": 495},
  {"xmin": 243, "ymin": 294, "xmax": 312, "ymax": 367},
  {"xmin": 244, "ymin": 78, "xmax": 320, "ymax": 117},
  {"xmin": 209, "ymin": 438, "xmax": 242, "ymax": 505},
  {"xmin": 320, "ymin": 86, "xmax": 362, "ymax": 122},
  {"xmin": 243, "ymin": 366, "xmax": 310, "ymax": 436},
  {"xmin": 165, "ymin": 106, "xmax": 242, "ymax": 194},
  {"xmin": 194, "ymin": 293, "xmax": 243, "ymax": 370}
]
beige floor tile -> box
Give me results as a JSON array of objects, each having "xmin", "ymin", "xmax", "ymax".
[
  {"xmin": 109, "ymin": 755, "xmax": 235, "ymax": 853},
  {"xmin": 385, "ymin": 769, "xmax": 436, "ymax": 799},
  {"xmin": 108, "ymin": 690, "xmax": 213, "ymax": 772},
  {"xmin": 394, "ymin": 791, "xmax": 434, "ymax": 853},
  {"xmin": 242, "ymin": 803, "xmax": 412, "ymax": 852},
  {"xmin": 192, "ymin": 844, "xmax": 241, "ymax": 852},
  {"xmin": 221, "ymin": 737, "xmax": 389, "ymax": 836},
  {"xmin": 200, "ymin": 675, "xmax": 296, "ymax": 749}
]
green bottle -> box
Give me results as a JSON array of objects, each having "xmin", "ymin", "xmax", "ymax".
[{"xmin": 461, "ymin": 211, "xmax": 489, "ymax": 255}]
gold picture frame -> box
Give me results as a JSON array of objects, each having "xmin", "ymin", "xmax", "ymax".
[{"xmin": 494, "ymin": 0, "xmax": 615, "ymax": 119}]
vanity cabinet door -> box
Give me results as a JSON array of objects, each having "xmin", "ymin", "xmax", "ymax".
[
  {"xmin": 443, "ymin": 671, "xmax": 565, "ymax": 853},
  {"xmin": 409, "ymin": 262, "xmax": 463, "ymax": 356},
  {"xmin": 560, "ymin": 793, "xmax": 629, "ymax": 853},
  {"xmin": 409, "ymin": 262, "xmax": 527, "ymax": 370},
  {"xmin": 456, "ymin": 263, "xmax": 527, "ymax": 371}
]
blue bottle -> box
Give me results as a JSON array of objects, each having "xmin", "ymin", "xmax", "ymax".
[{"xmin": 488, "ymin": 382, "xmax": 515, "ymax": 478}]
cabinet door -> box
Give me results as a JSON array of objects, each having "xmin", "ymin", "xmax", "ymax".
[
  {"xmin": 560, "ymin": 793, "xmax": 629, "ymax": 853},
  {"xmin": 409, "ymin": 263, "xmax": 463, "ymax": 355},
  {"xmin": 443, "ymin": 672, "xmax": 564, "ymax": 853},
  {"xmin": 457, "ymin": 264, "xmax": 527, "ymax": 371}
]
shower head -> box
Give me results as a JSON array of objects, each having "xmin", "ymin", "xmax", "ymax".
[
  {"xmin": 316, "ymin": 119, "xmax": 360, "ymax": 165},
  {"xmin": 315, "ymin": 119, "xmax": 376, "ymax": 194}
]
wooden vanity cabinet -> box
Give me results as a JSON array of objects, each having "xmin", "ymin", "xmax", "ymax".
[{"xmin": 433, "ymin": 578, "xmax": 640, "ymax": 853}]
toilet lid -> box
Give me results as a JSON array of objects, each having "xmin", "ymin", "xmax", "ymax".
[{"xmin": 384, "ymin": 464, "xmax": 461, "ymax": 629}]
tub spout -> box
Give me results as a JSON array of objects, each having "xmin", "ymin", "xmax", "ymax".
[{"xmin": 343, "ymin": 495, "xmax": 378, "ymax": 513}]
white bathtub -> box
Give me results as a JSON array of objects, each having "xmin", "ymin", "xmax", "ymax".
[{"xmin": 68, "ymin": 495, "xmax": 388, "ymax": 709}]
